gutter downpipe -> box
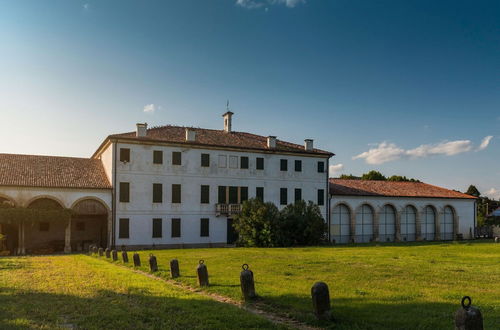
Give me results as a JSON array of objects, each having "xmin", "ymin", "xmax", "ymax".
[
  {"xmin": 111, "ymin": 142, "xmax": 117, "ymax": 249},
  {"xmin": 326, "ymin": 157, "xmax": 331, "ymax": 242}
]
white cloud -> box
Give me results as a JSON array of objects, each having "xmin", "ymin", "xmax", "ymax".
[
  {"xmin": 143, "ymin": 104, "xmax": 156, "ymax": 113},
  {"xmin": 484, "ymin": 188, "xmax": 500, "ymax": 200},
  {"xmin": 83, "ymin": 3, "xmax": 89, "ymax": 10},
  {"xmin": 477, "ymin": 135, "xmax": 493, "ymax": 151},
  {"xmin": 329, "ymin": 163, "xmax": 344, "ymax": 176},
  {"xmin": 353, "ymin": 137, "xmax": 490, "ymax": 165},
  {"xmin": 236, "ymin": 0, "xmax": 305, "ymax": 9}
]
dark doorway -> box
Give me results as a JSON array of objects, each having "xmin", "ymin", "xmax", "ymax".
[
  {"xmin": 226, "ymin": 218, "xmax": 238, "ymax": 244},
  {"xmin": 1, "ymin": 224, "xmax": 18, "ymax": 255}
]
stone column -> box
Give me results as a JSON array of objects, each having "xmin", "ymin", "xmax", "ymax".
[
  {"xmin": 454, "ymin": 215, "xmax": 459, "ymax": 240},
  {"xmin": 372, "ymin": 210, "xmax": 380, "ymax": 243},
  {"xmin": 395, "ymin": 210, "xmax": 401, "ymax": 242},
  {"xmin": 349, "ymin": 212, "xmax": 356, "ymax": 243},
  {"xmin": 20, "ymin": 220, "xmax": 26, "ymax": 255},
  {"xmin": 435, "ymin": 211, "xmax": 442, "ymax": 241},
  {"xmin": 64, "ymin": 218, "xmax": 72, "ymax": 253},
  {"xmin": 415, "ymin": 210, "xmax": 422, "ymax": 241}
]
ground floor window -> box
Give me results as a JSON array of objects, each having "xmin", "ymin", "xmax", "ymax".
[
  {"xmin": 200, "ymin": 218, "xmax": 209, "ymax": 237},
  {"xmin": 355, "ymin": 204, "xmax": 373, "ymax": 243},
  {"xmin": 171, "ymin": 218, "xmax": 181, "ymax": 238},
  {"xmin": 421, "ymin": 206, "xmax": 435, "ymax": 241},
  {"xmin": 119, "ymin": 218, "xmax": 129, "ymax": 239},
  {"xmin": 331, "ymin": 204, "xmax": 350, "ymax": 243},
  {"xmin": 401, "ymin": 206, "xmax": 416, "ymax": 241},
  {"xmin": 441, "ymin": 206, "xmax": 454, "ymax": 240}
]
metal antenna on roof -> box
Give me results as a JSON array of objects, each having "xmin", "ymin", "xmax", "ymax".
[{"xmin": 226, "ymin": 99, "xmax": 230, "ymax": 111}]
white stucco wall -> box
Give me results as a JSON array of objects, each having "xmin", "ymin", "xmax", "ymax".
[
  {"xmin": 330, "ymin": 195, "xmax": 476, "ymax": 242},
  {"xmin": 111, "ymin": 141, "xmax": 330, "ymax": 247}
]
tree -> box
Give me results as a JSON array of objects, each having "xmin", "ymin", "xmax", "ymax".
[
  {"xmin": 465, "ymin": 185, "xmax": 481, "ymax": 197},
  {"xmin": 361, "ymin": 170, "xmax": 386, "ymax": 181},
  {"xmin": 339, "ymin": 174, "xmax": 361, "ymax": 180},
  {"xmin": 233, "ymin": 198, "xmax": 280, "ymax": 247},
  {"xmin": 276, "ymin": 200, "xmax": 327, "ymax": 246}
]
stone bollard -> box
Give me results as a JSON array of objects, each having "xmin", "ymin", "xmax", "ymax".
[
  {"xmin": 93, "ymin": 246, "xmax": 98, "ymax": 254},
  {"xmin": 495, "ymin": 237, "xmax": 499, "ymax": 243},
  {"xmin": 105, "ymin": 248, "xmax": 111, "ymax": 258},
  {"xmin": 98, "ymin": 248, "xmax": 104, "ymax": 257},
  {"xmin": 197, "ymin": 260, "xmax": 209, "ymax": 287},
  {"xmin": 112, "ymin": 250, "xmax": 118, "ymax": 261},
  {"xmin": 455, "ymin": 296, "xmax": 483, "ymax": 330},
  {"xmin": 240, "ymin": 264, "xmax": 256, "ymax": 301},
  {"xmin": 170, "ymin": 259, "xmax": 180, "ymax": 278},
  {"xmin": 311, "ymin": 282, "xmax": 331, "ymax": 320},
  {"xmin": 122, "ymin": 251, "xmax": 129, "ymax": 263},
  {"xmin": 88, "ymin": 245, "xmax": 94, "ymax": 255},
  {"xmin": 133, "ymin": 253, "xmax": 141, "ymax": 267},
  {"xmin": 149, "ymin": 254, "xmax": 158, "ymax": 272}
]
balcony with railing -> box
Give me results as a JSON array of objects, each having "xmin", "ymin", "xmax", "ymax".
[{"xmin": 216, "ymin": 204, "xmax": 242, "ymax": 216}]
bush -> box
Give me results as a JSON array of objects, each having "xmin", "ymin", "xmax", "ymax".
[
  {"xmin": 233, "ymin": 199, "xmax": 280, "ymax": 247},
  {"xmin": 234, "ymin": 199, "xmax": 326, "ymax": 247}
]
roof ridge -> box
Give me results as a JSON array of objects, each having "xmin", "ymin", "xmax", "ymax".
[{"xmin": 0, "ymin": 153, "xmax": 94, "ymax": 161}]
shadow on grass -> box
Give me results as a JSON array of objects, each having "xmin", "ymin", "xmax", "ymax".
[{"xmin": 0, "ymin": 287, "xmax": 279, "ymax": 330}]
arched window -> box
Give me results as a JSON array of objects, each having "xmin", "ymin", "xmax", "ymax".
[
  {"xmin": 355, "ymin": 204, "xmax": 373, "ymax": 243},
  {"xmin": 441, "ymin": 206, "xmax": 454, "ymax": 240},
  {"xmin": 421, "ymin": 206, "xmax": 436, "ymax": 241},
  {"xmin": 332, "ymin": 204, "xmax": 350, "ymax": 243},
  {"xmin": 379, "ymin": 205, "xmax": 396, "ymax": 242},
  {"xmin": 401, "ymin": 206, "xmax": 417, "ymax": 241}
]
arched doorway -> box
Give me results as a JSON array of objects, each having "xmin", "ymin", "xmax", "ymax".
[
  {"xmin": 355, "ymin": 204, "xmax": 374, "ymax": 243},
  {"xmin": 71, "ymin": 199, "xmax": 108, "ymax": 250},
  {"xmin": 421, "ymin": 206, "xmax": 436, "ymax": 241},
  {"xmin": 379, "ymin": 205, "xmax": 396, "ymax": 242},
  {"xmin": 25, "ymin": 197, "xmax": 67, "ymax": 254},
  {"xmin": 401, "ymin": 205, "xmax": 417, "ymax": 241},
  {"xmin": 441, "ymin": 206, "xmax": 455, "ymax": 240},
  {"xmin": 331, "ymin": 204, "xmax": 351, "ymax": 243},
  {"xmin": 0, "ymin": 197, "xmax": 16, "ymax": 253}
]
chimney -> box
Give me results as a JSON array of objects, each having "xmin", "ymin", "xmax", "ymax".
[
  {"xmin": 304, "ymin": 139, "xmax": 314, "ymax": 151},
  {"xmin": 136, "ymin": 123, "xmax": 147, "ymax": 137},
  {"xmin": 223, "ymin": 111, "xmax": 234, "ymax": 133},
  {"xmin": 185, "ymin": 128, "xmax": 196, "ymax": 142},
  {"xmin": 267, "ymin": 136, "xmax": 277, "ymax": 149}
]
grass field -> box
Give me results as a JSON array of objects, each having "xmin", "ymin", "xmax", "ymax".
[
  {"xmin": 104, "ymin": 241, "xmax": 500, "ymax": 329},
  {"xmin": 0, "ymin": 255, "xmax": 281, "ymax": 329}
]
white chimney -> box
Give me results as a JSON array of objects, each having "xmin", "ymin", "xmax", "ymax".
[
  {"xmin": 185, "ymin": 128, "xmax": 196, "ymax": 142},
  {"xmin": 267, "ymin": 136, "xmax": 277, "ymax": 149},
  {"xmin": 304, "ymin": 139, "xmax": 314, "ymax": 151},
  {"xmin": 136, "ymin": 123, "xmax": 147, "ymax": 137},
  {"xmin": 223, "ymin": 111, "xmax": 234, "ymax": 133}
]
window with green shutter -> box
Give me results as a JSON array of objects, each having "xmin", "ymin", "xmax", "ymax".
[
  {"xmin": 153, "ymin": 183, "xmax": 162, "ymax": 203},
  {"xmin": 295, "ymin": 188, "xmax": 302, "ymax": 202},
  {"xmin": 280, "ymin": 188, "xmax": 288, "ymax": 205},
  {"xmin": 119, "ymin": 218, "xmax": 129, "ymax": 239},
  {"xmin": 256, "ymin": 187, "xmax": 264, "ymax": 201},
  {"xmin": 172, "ymin": 151, "xmax": 182, "ymax": 165},
  {"xmin": 218, "ymin": 186, "xmax": 227, "ymax": 204},
  {"xmin": 200, "ymin": 218, "xmax": 209, "ymax": 237},
  {"xmin": 153, "ymin": 150, "xmax": 163, "ymax": 164},
  {"xmin": 171, "ymin": 218, "xmax": 181, "ymax": 237},
  {"xmin": 240, "ymin": 156, "xmax": 249, "ymax": 169},
  {"xmin": 152, "ymin": 218, "xmax": 162, "ymax": 238},
  {"xmin": 201, "ymin": 185, "xmax": 210, "ymax": 204},
  {"xmin": 119, "ymin": 182, "xmax": 130, "ymax": 203},
  {"xmin": 172, "ymin": 184, "xmax": 181, "ymax": 203},
  {"xmin": 201, "ymin": 153, "xmax": 210, "ymax": 167},
  {"xmin": 256, "ymin": 157, "xmax": 264, "ymax": 170}
]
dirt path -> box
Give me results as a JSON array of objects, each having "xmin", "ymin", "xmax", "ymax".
[{"xmin": 104, "ymin": 258, "xmax": 320, "ymax": 330}]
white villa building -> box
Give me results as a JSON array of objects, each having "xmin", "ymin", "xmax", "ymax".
[{"xmin": 0, "ymin": 112, "xmax": 477, "ymax": 254}]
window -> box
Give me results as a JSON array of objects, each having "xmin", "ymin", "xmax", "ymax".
[
  {"xmin": 201, "ymin": 185, "xmax": 210, "ymax": 204},
  {"xmin": 280, "ymin": 159, "xmax": 288, "ymax": 171},
  {"xmin": 201, "ymin": 153, "xmax": 210, "ymax": 167},
  {"xmin": 332, "ymin": 204, "xmax": 350, "ymax": 244},
  {"xmin": 119, "ymin": 182, "xmax": 130, "ymax": 203},
  {"xmin": 39, "ymin": 222, "xmax": 49, "ymax": 231},
  {"xmin": 119, "ymin": 218, "xmax": 129, "ymax": 239},
  {"xmin": 240, "ymin": 187, "xmax": 248, "ymax": 202},
  {"xmin": 153, "ymin": 183, "xmax": 163, "ymax": 203},
  {"xmin": 240, "ymin": 156, "xmax": 249, "ymax": 169},
  {"xmin": 172, "ymin": 151, "xmax": 182, "ymax": 165},
  {"xmin": 172, "ymin": 184, "xmax": 181, "ymax": 203},
  {"xmin": 317, "ymin": 161, "xmax": 325, "ymax": 173},
  {"xmin": 355, "ymin": 205, "xmax": 374, "ymax": 243},
  {"xmin": 171, "ymin": 218, "xmax": 181, "ymax": 237},
  {"xmin": 120, "ymin": 148, "xmax": 130, "ymax": 162},
  {"xmin": 280, "ymin": 188, "xmax": 288, "ymax": 205},
  {"xmin": 379, "ymin": 205, "xmax": 396, "ymax": 242},
  {"xmin": 317, "ymin": 189, "xmax": 325, "ymax": 206},
  {"xmin": 228, "ymin": 186, "xmax": 238, "ymax": 204},
  {"xmin": 218, "ymin": 155, "xmax": 227, "ymax": 168},
  {"xmin": 295, "ymin": 160, "xmax": 302, "ymax": 172},
  {"xmin": 256, "ymin": 157, "xmax": 264, "ymax": 170},
  {"xmin": 295, "ymin": 188, "xmax": 302, "ymax": 202},
  {"xmin": 200, "ymin": 218, "xmax": 209, "ymax": 237},
  {"xmin": 256, "ymin": 187, "xmax": 264, "ymax": 201},
  {"xmin": 152, "ymin": 218, "xmax": 162, "ymax": 238},
  {"xmin": 218, "ymin": 186, "xmax": 227, "ymax": 203},
  {"xmin": 76, "ymin": 222, "xmax": 85, "ymax": 231},
  {"xmin": 153, "ymin": 150, "xmax": 163, "ymax": 164},
  {"xmin": 229, "ymin": 156, "xmax": 238, "ymax": 168}
]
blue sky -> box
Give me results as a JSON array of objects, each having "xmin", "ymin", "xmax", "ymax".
[{"xmin": 0, "ymin": 0, "xmax": 498, "ymax": 198}]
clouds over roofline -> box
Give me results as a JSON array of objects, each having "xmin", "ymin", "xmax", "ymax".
[{"xmin": 353, "ymin": 136, "xmax": 493, "ymax": 165}]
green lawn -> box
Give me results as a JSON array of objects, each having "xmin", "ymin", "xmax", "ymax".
[
  {"xmin": 104, "ymin": 241, "xmax": 499, "ymax": 329},
  {"xmin": 0, "ymin": 255, "xmax": 281, "ymax": 329}
]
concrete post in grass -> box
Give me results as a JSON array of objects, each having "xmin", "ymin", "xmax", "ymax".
[
  {"xmin": 170, "ymin": 259, "xmax": 180, "ymax": 278},
  {"xmin": 311, "ymin": 282, "xmax": 331, "ymax": 320},
  {"xmin": 105, "ymin": 248, "xmax": 111, "ymax": 258},
  {"xmin": 122, "ymin": 251, "xmax": 129, "ymax": 263},
  {"xmin": 240, "ymin": 264, "xmax": 256, "ymax": 301},
  {"xmin": 149, "ymin": 254, "xmax": 158, "ymax": 272},
  {"xmin": 197, "ymin": 260, "xmax": 209, "ymax": 287},
  {"xmin": 455, "ymin": 296, "xmax": 483, "ymax": 330},
  {"xmin": 111, "ymin": 250, "xmax": 118, "ymax": 261},
  {"xmin": 133, "ymin": 253, "xmax": 141, "ymax": 267},
  {"xmin": 98, "ymin": 248, "xmax": 104, "ymax": 257}
]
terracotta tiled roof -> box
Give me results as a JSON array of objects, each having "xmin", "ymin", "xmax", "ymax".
[
  {"xmin": 329, "ymin": 179, "xmax": 476, "ymax": 199},
  {"xmin": 105, "ymin": 125, "xmax": 332, "ymax": 156},
  {"xmin": 0, "ymin": 153, "xmax": 111, "ymax": 189}
]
